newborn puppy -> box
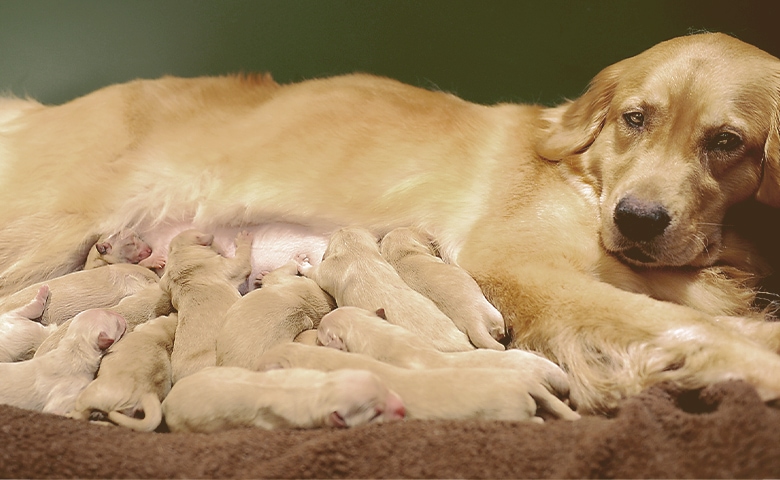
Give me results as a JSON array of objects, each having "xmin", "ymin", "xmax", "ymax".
[
  {"xmin": 162, "ymin": 366, "xmax": 405, "ymax": 433},
  {"xmin": 257, "ymin": 343, "xmax": 579, "ymax": 422},
  {"xmin": 85, "ymin": 230, "xmax": 166, "ymax": 270},
  {"xmin": 160, "ymin": 229, "xmax": 252, "ymax": 383},
  {"xmin": 217, "ymin": 260, "xmax": 335, "ymax": 369},
  {"xmin": 0, "ymin": 309, "xmax": 126, "ymax": 415},
  {"xmin": 0, "ymin": 263, "xmax": 160, "ymax": 327},
  {"xmin": 33, "ymin": 284, "xmax": 173, "ymax": 358},
  {"xmin": 318, "ymin": 306, "xmax": 570, "ymax": 399},
  {"xmin": 298, "ymin": 227, "xmax": 472, "ymax": 352},
  {"xmin": 380, "ymin": 227, "xmax": 506, "ymax": 350},
  {"xmin": 0, "ymin": 285, "xmax": 58, "ymax": 362},
  {"xmin": 72, "ymin": 313, "xmax": 178, "ymax": 431}
]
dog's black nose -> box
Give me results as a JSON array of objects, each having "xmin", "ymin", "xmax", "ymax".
[{"xmin": 613, "ymin": 196, "xmax": 671, "ymax": 242}]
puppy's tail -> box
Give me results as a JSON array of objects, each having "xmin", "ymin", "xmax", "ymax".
[{"xmin": 107, "ymin": 393, "xmax": 163, "ymax": 432}]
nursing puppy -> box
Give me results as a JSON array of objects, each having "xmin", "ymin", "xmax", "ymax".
[
  {"xmin": 162, "ymin": 366, "xmax": 406, "ymax": 433},
  {"xmin": 216, "ymin": 260, "xmax": 335, "ymax": 369},
  {"xmin": 299, "ymin": 227, "xmax": 473, "ymax": 352},
  {"xmin": 380, "ymin": 227, "xmax": 506, "ymax": 350},
  {"xmin": 257, "ymin": 343, "xmax": 579, "ymax": 422},
  {"xmin": 0, "ymin": 309, "xmax": 126, "ymax": 415},
  {"xmin": 2, "ymin": 34, "xmax": 780, "ymax": 412},
  {"xmin": 318, "ymin": 306, "xmax": 568, "ymax": 396},
  {"xmin": 72, "ymin": 313, "xmax": 177, "ymax": 431},
  {"xmin": 0, "ymin": 264, "xmax": 160, "ymax": 327},
  {"xmin": 161, "ymin": 229, "xmax": 252, "ymax": 383},
  {"xmin": 85, "ymin": 230, "xmax": 166, "ymax": 271},
  {"xmin": 0, "ymin": 285, "xmax": 57, "ymax": 362}
]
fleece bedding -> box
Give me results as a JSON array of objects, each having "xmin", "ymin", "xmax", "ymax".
[{"xmin": 1, "ymin": 380, "xmax": 778, "ymax": 478}]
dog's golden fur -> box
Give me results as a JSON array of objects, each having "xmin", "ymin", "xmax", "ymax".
[{"xmin": 1, "ymin": 33, "xmax": 779, "ymax": 412}]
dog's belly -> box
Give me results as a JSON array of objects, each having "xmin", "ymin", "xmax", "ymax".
[{"xmin": 140, "ymin": 222, "xmax": 328, "ymax": 290}]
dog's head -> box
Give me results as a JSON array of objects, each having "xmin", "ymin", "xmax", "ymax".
[{"xmin": 539, "ymin": 32, "xmax": 780, "ymax": 268}]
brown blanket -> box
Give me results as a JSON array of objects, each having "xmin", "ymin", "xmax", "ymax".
[{"xmin": 1, "ymin": 380, "xmax": 778, "ymax": 478}]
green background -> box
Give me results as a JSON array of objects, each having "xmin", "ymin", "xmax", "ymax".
[{"xmin": 0, "ymin": 0, "xmax": 777, "ymax": 106}]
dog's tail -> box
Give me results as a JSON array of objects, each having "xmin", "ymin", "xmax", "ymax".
[{"xmin": 107, "ymin": 393, "xmax": 163, "ymax": 432}]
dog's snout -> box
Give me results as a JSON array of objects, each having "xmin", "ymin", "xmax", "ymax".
[{"xmin": 613, "ymin": 197, "xmax": 671, "ymax": 242}]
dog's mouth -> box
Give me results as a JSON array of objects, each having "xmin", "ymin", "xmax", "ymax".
[{"xmin": 617, "ymin": 247, "xmax": 658, "ymax": 266}]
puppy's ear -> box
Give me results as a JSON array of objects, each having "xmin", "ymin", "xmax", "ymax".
[
  {"xmin": 197, "ymin": 233, "xmax": 215, "ymax": 246},
  {"xmin": 755, "ymin": 107, "xmax": 780, "ymax": 207},
  {"xmin": 537, "ymin": 60, "xmax": 624, "ymax": 161}
]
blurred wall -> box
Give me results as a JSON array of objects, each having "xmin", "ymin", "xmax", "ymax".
[{"xmin": 0, "ymin": 0, "xmax": 777, "ymax": 106}]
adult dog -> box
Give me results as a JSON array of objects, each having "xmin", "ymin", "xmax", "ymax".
[{"xmin": 0, "ymin": 33, "xmax": 778, "ymax": 413}]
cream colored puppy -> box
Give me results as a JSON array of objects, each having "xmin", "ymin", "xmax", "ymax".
[
  {"xmin": 0, "ymin": 285, "xmax": 57, "ymax": 362},
  {"xmin": 318, "ymin": 306, "xmax": 570, "ymax": 398},
  {"xmin": 217, "ymin": 260, "xmax": 335, "ymax": 369},
  {"xmin": 162, "ymin": 365, "xmax": 406, "ymax": 433},
  {"xmin": 84, "ymin": 230, "xmax": 166, "ymax": 271},
  {"xmin": 257, "ymin": 343, "xmax": 579, "ymax": 422},
  {"xmin": 0, "ymin": 264, "xmax": 159, "ymax": 327},
  {"xmin": 0, "ymin": 309, "xmax": 126, "ymax": 415},
  {"xmin": 298, "ymin": 227, "xmax": 473, "ymax": 352},
  {"xmin": 160, "ymin": 229, "xmax": 252, "ymax": 383},
  {"xmin": 380, "ymin": 227, "xmax": 506, "ymax": 350},
  {"xmin": 71, "ymin": 313, "xmax": 178, "ymax": 431},
  {"xmin": 33, "ymin": 284, "xmax": 173, "ymax": 358}
]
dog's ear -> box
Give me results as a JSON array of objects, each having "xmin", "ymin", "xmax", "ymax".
[
  {"xmin": 537, "ymin": 60, "xmax": 624, "ymax": 161},
  {"xmin": 755, "ymin": 105, "xmax": 780, "ymax": 207}
]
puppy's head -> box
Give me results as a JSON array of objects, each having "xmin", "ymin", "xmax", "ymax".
[
  {"xmin": 68, "ymin": 309, "xmax": 127, "ymax": 352},
  {"xmin": 539, "ymin": 32, "xmax": 780, "ymax": 268},
  {"xmin": 324, "ymin": 369, "xmax": 405, "ymax": 427}
]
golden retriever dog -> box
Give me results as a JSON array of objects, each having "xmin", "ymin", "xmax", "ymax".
[
  {"xmin": 216, "ymin": 260, "xmax": 336, "ymax": 369},
  {"xmin": 318, "ymin": 306, "xmax": 569, "ymax": 394},
  {"xmin": 71, "ymin": 313, "xmax": 178, "ymax": 432},
  {"xmin": 0, "ymin": 308, "xmax": 126, "ymax": 415},
  {"xmin": 0, "ymin": 264, "xmax": 159, "ymax": 327},
  {"xmin": 161, "ymin": 229, "xmax": 252, "ymax": 383},
  {"xmin": 380, "ymin": 226, "xmax": 506, "ymax": 350},
  {"xmin": 298, "ymin": 227, "xmax": 474, "ymax": 352},
  {"xmin": 0, "ymin": 33, "xmax": 779, "ymax": 413},
  {"xmin": 161, "ymin": 366, "xmax": 406, "ymax": 433},
  {"xmin": 0, "ymin": 285, "xmax": 57, "ymax": 362},
  {"xmin": 256, "ymin": 342, "xmax": 580, "ymax": 422}
]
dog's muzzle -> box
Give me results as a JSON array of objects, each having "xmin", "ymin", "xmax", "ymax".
[{"xmin": 612, "ymin": 196, "xmax": 672, "ymax": 265}]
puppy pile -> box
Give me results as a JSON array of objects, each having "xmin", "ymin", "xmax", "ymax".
[{"xmin": 0, "ymin": 225, "xmax": 578, "ymax": 433}]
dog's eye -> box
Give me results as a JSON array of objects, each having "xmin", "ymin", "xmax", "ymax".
[
  {"xmin": 623, "ymin": 112, "xmax": 644, "ymax": 128},
  {"xmin": 708, "ymin": 132, "xmax": 742, "ymax": 152}
]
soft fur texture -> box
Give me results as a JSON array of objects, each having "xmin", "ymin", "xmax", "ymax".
[
  {"xmin": 71, "ymin": 313, "xmax": 178, "ymax": 431},
  {"xmin": 160, "ymin": 230, "xmax": 252, "ymax": 383},
  {"xmin": 257, "ymin": 342, "xmax": 578, "ymax": 422},
  {"xmin": 379, "ymin": 226, "xmax": 506, "ymax": 350},
  {"xmin": 317, "ymin": 306, "xmax": 571, "ymax": 399},
  {"xmin": 216, "ymin": 261, "xmax": 336, "ymax": 369},
  {"xmin": 0, "ymin": 285, "xmax": 57, "ymax": 362},
  {"xmin": 0, "ymin": 309, "xmax": 126, "ymax": 415},
  {"xmin": 299, "ymin": 227, "xmax": 474, "ymax": 352},
  {"xmin": 0, "ymin": 34, "xmax": 779, "ymax": 412},
  {"xmin": 161, "ymin": 366, "xmax": 406, "ymax": 433}
]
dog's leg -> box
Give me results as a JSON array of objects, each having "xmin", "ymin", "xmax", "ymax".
[{"xmin": 468, "ymin": 261, "xmax": 780, "ymax": 414}]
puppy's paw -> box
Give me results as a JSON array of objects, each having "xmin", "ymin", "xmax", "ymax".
[
  {"xmin": 139, "ymin": 253, "xmax": 166, "ymax": 269},
  {"xmin": 295, "ymin": 253, "xmax": 314, "ymax": 275},
  {"xmin": 317, "ymin": 327, "xmax": 347, "ymax": 351},
  {"xmin": 253, "ymin": 270, "xmax": 271, "ymax": 288}
]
